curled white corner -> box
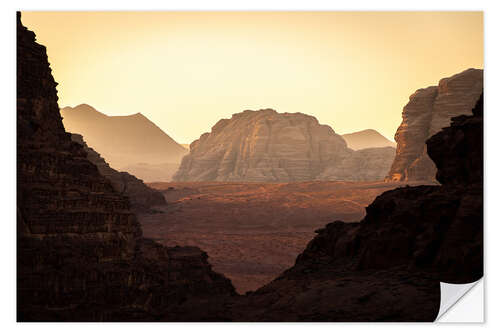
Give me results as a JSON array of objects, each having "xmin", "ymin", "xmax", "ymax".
[{"xmin": 436, "ymin": 278, "xmax": 483, "ymax": 322}]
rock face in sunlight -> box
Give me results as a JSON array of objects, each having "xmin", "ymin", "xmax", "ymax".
[
  {"xmin": 173, "ymin": 109, "xmax": 395, "ymax": 182},
  {"xmin": 17, "ymin": 14, "xmax": 235, "ymax": 321},
  {"xmin": 342, "ymin": 129, "xmax": 396, "ymax": 150},
  {"xmin": 386, "ymin": 68, "xmax": 483, "ymax": 182},
  {"xmin": 70, "ymin": 133, "xmax": 166, "ymax": 212}
]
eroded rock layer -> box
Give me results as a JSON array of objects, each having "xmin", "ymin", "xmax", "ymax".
[
  {"xmin": 17, "ymin": 13, "xmax": 234, "ymax": 321},
  {"xmin": 174, "ymin": 110, "xmax": 395, "ymax": 182},
  {"xmin": 70, "ymin": 133, "xmax": 166, "ymax": 212},
  {"xmin": 387, "ymin": 68, "xmax": 483, "ymax": 181}
]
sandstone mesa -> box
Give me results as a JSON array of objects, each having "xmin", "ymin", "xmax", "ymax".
[{"xmin": 174, "ymin": 109, "xmax": 395, "ymax": 182}]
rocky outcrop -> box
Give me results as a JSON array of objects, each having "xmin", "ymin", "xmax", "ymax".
[
  {"xmin": 342, "ymin": 129, "xmax": 396, "ymax": 150},
  {"xmin": 386, "ymin": 68, "xmax": 483, "ymax": 181},
  {"xmin": 60, "ymin": 104, "xmax": 188, "ymax": 170},
  {"xmin": 17, "ymin": 13, "xmax": 234, "ymax": 321},
  {"xmin": 427, "ymin": 95, "xmax": 483, "ymax": 187},
  {"xmin": 70, "ymin": 133, "xmax": 166, "ymax": 212},
  {"xmin": 174, "ymin": 109, "xmax": 394, "ymax": 182},
  {"xmin": 229, "ymin": 93, "xmax": 483, "ymax": 321}
]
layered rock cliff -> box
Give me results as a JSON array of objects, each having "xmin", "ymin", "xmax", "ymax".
[
  {"xmin": 70, "ymin": 133, "xmax": 166, "ymax": 212},
  {"xmin": 386, "ymin": 68, "xmax": 483, "ymax": 181},
  {"xmin": 173, "ymin": 109, "xmax": 395, "ymax": 182},
  {"xmin": 17, "ymin": 13, "xmax": 235, "ymax": 321},
  {"xmin": 228, "ymin": 94, "xmax": 483, "ymax": 321}
]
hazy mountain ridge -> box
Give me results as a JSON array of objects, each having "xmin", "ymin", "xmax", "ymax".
[
  {"xmin": 341, "ymin": 129, "xmax": 396, "ymax": 150},
  {"xmin": 60, "ymin": 104, "xmax": 188, "ymax": 171}
]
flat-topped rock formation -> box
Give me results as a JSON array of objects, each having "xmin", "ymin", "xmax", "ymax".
[
  {"xmin": 174, "ymin": 109, "xmax": 395, "ymax": 182},
  {"xmin": 17, "ymin": 13, "xmax": 234, "ymax": 321},
  {"xmin": 60, "ymin": 104, "xmax": 188, "ymax": 171},
  {"xmin": 70, "ymin": 133, "xmax": 166, "ymax": 212},
  {"xmin": 386, "ymin": 68, "xmax": 483, "ymax": 182},
  {"xmin": 341, "ymin": 129, "xmax": 396, "ymax": 150}
]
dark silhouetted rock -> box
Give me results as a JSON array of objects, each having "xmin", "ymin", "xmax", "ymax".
[
  {"xmin": 17, "ymin": 13, "xmax": 234, "ymax": 322},
  {"xmin": 427, "ymin": 94, "xmax": 483, "ymax": 186}
]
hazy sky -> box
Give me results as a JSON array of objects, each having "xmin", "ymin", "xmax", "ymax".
[{"xmin": 22, "ymin": 11, "xmax": 483, "ymax": 144}]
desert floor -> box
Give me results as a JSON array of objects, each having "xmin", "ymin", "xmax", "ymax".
[{"xmin": 140, "ymin": 181, "xmax": 418, "ymax": 294}]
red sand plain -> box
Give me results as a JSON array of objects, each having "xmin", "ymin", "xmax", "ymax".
[{"xmin": 139, "ymin": 181, "xmax": 413, "ymax": 293}]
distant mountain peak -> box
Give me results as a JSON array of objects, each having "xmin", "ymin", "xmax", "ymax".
[
  {"xmin": 61, "ymin": 103, "xmax": 108, "ymax": 118},
  {"xmin": 60, "ymin": 104, "xmax": 188, "ymax": 169},
  {"xmin": 356, "ymin": 129, "xmax": 378, "ymax": 134},
  {"xmin": 342, "ymin": 129, "xmax": 396, "ymax": 150},
  {"xmin": 129, "ymin": 112, "xmax": 145, "ymax": 118}
]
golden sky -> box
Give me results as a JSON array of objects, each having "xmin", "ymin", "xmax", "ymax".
[{"xmin": 22, "ymin": 11, "xmax": 483, "ymax": 144}]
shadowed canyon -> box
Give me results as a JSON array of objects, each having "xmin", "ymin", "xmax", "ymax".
[{"xmin": 17, "ymin": 12, "xmax": 483, "ymax": 322}]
